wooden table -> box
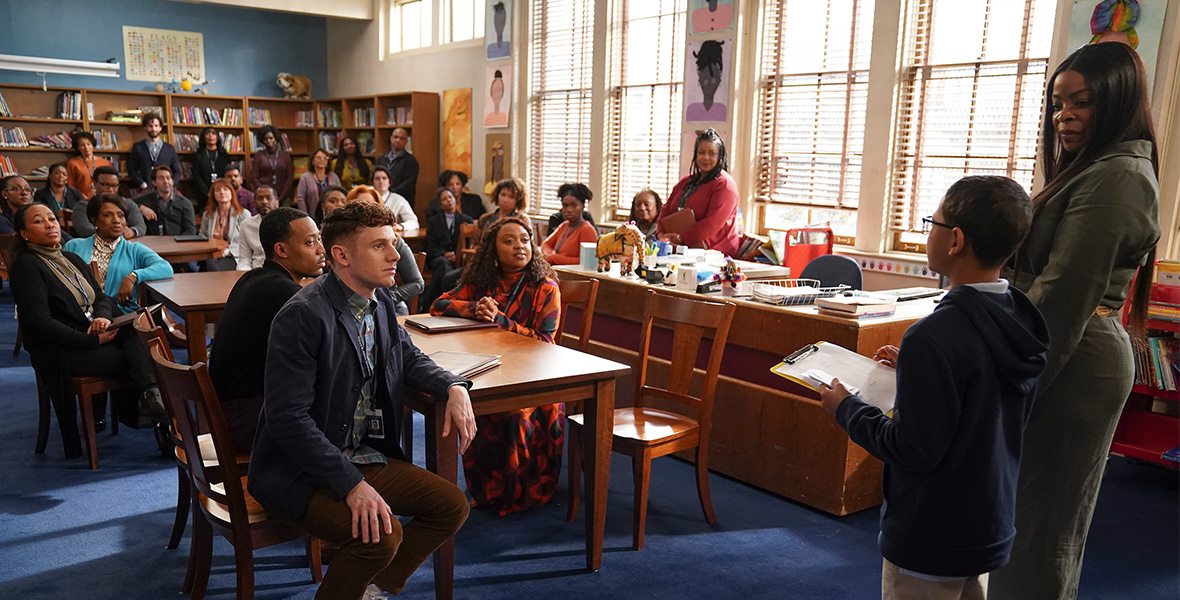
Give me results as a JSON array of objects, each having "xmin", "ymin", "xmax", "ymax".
[
  {"xmin": 141, "ymin": 271, "xmax": 245, "ymax": 364},
  {"xmin": 137, "ymin": 235, "xmax": 228, "ymax": 264},
  {"xmin": 555, "ymin": 264, "xmax": 938, "ymax": 516},
  {"xmin": 399, "ymin": 318, "xmax": 630, "ymax": 599},
  {"xmin": 401, "ymin": 227, "xmax": 426, "ymax": 254}
]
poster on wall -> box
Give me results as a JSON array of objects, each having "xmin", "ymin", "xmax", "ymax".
[
  {"xmin": 684, "ymin": 38, "xmax": 731, "ymax": 123},
  {"xmin": 680, "ymin": 127, "xmax": 729, "ymax": 177},
  {"xmin": 689, "ymin": 0, "xmax": 735, "ymax": 34},
  {"xmin": 1067, "ymin": 0, "xmax": 1166, "ymax": 95},
  {"xmin": 486, "ymin": 0, "xmax": 512, "ymax": 60},
  {"xmin": 442, "ymin": 88, "xmax": 473, "ymax": 175},
  {"xmin": 484, "ymin": 63, "xmax": 511, "ymax": 128},
  {"xmin": 484, "ymin": 133, "xmax": 511, "ymax": 195},
  {"xmin": 122, "ymin": 26, "xmax": 205, "ymax": 82}
]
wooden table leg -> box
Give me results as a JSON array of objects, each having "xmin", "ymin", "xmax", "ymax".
[
  {"xmin": 585, "ymin": 379, "xmax": 614, "ymax": 571},
  {"xmin": 186, "ymin": 311, "xmax": 206, "ymax": 364},
  {"xmin": 425, "ymin": 399, "xmax": 456, "ymax": 600}
]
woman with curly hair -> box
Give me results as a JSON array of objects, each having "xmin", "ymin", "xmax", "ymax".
[{"xmin": 429, "ymin": 215, "xmax": 563, "ymax": 514}]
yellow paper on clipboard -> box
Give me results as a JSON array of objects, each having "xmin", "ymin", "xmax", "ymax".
[{"xmin": 771, "ymin": 341, "xmax": 897, "ymax": 414}]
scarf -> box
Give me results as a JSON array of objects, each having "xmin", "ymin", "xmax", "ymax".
[
  {"xmin": 91, "ymin": 235, "xmax": 121, "ymax": 284},
  {"xmin": 26, "ymin": 243, "xmax": 95, "ymax": 314}
]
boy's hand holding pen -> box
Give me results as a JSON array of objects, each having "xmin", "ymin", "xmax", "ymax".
[{"xmin": 873, "ymin": 345, "xmax": 899, "ymax": 368}]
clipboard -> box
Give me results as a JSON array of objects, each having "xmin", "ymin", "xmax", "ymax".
[
  {"xmin": 770, "ymin": 341, "xmax": 897, "ymax": 414},
  {"xmin": 658, "ymin": 208, "xmax": 696, "ymax": 234},
  {"xmin": 428, "ymin": 350, "xmax": 502, "ymax": 378}
]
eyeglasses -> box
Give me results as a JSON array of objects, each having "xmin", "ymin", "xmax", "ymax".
[
  {"xmin": 5, "ymin": 187, "xmax": 33, "ymax": 194},
  {"xmin": 920, "ymin": 216, "xmax": 954, "ymax": 234}
]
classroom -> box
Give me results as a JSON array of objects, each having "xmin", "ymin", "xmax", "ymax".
[{"xmin": 0, "ymin": 1, "xmax": 1178, "ymax": 599}]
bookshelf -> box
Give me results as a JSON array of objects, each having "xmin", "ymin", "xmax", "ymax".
[
  {"xmin": 0, "ymin": 83, "xmax": 440, "ymax": 211},
  {"xmin": 1112, "ymin": 274, "xmax": 1180, "ymax": 468}
]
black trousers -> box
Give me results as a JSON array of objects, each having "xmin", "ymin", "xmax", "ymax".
[
  {"xmin": 422, "ymin": 258, "xmax": 461, "ymax": 312},
  {"xmin": 31, "ymin": 327, "xmax": 155, "ymax": 458}
]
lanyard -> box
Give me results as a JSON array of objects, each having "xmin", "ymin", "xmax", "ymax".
[
  {"xmin": 207, "ymin": 149, "xmax": 220, "ymax": 182},
  {"xmin": 44, "ymin": 257, "xmax": 93, "ymax": 318},
  {"xmin": 553, "ymin": 220, "xmax": 582, "ymax": 253},
  {"xmin": 503, "ymin": 274, "xmax": 528, "ymax": 309},
  {"xmin": 266, "ymin": 150, "xmax": 279, "ymax": 184}
]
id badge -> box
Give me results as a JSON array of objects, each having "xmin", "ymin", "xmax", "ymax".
[{"xmin": 365, "ymin": 408, "xmax": 385, "ymax": 440}]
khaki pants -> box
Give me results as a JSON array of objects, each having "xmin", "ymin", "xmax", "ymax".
[
  {"xmin": 296, "ymin": 461, "xmax": 470, "ymax": 600},
  {"xmin": 882, "ymin": 558, "xmax": 988, "ymax": 600}
]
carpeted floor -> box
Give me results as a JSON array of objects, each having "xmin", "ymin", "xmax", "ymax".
[{"xmin": 0, "ymin": 285, "xmax": 1176, "ymax": 599}]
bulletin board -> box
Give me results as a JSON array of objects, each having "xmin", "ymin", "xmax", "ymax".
[{"xmin": 122, "ymin": 26, "xmax": 206, "ymax": 83}]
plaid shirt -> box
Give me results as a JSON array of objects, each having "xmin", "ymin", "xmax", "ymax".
[{"xmin": 335, "ymin": 274, "xmax": 387, "ymax": 466}]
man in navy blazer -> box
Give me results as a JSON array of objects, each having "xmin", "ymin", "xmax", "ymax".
[
  {"xmin": 248, "ymin": 201, "xmax": 476, "ymax": 598},
  {"xmin": 128, "ymin": 113, "xmax": 181, "ymax": 194}
]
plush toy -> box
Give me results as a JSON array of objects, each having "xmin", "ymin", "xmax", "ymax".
[
  {"xmin": 596, "ymin": 222, "xmax": 645, "ymax": 276},
  {"xmin": 713, "ymin": 257, "xmax": 746, "ymax": 295},
  {"xmin": 277, "ymin": 73, "xmax": 313, "ymax": 99}
]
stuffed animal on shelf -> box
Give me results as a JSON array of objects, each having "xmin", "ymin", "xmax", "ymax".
[
  {"xmin": 276, "ymin": 73, "xmax": 312, "ymax": 99},
  {"xmin": 596, "ymin": 222, "xmax": 645, "ymax": 276}
]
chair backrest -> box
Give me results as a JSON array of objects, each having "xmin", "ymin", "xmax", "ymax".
[
  {"xmin": 457, "ymin": 223, "xmax": 479, "ymax": 266},
  {"xmin": 634, "ymin": 291, "xmax": 735, "ymax": 429},
  {"xmin": 798, "ymin": 254, "xmax": 863, "ymax": 289},
  {"xmin": 132, "ymin": 309, "xmax": 175, "ymax": 362},
  {"xmin": 0, "ymin": 233, "xmax": 16, "ymax": 282},
  {"xmin": 148, "ymin": 343, "xmax": 247, "ymax": 523},
  {"xmin": 556, "ymin": 278, "xmax": 599, "ymax": 352}
]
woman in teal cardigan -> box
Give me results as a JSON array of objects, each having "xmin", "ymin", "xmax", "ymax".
[
  {"xmin": 63, "ymin": 193, "xmax": 173, "ymax": 314},
  {"xmin": 991, "ymin": 43, "xmax": 1160, "ymax": 599}
]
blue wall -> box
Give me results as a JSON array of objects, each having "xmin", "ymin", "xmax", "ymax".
[{"xmin": 0, "ymin": 0, "xmax": 328, "ymax": 98}]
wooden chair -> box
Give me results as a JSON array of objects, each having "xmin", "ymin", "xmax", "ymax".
[
  {"xmin": 456, "ymin": 223, "xmax": 479, "ymax": 267},
  {"xmin": 398, "ymin": 251, "xmax": 429, "ymax": 314},
  {"xmin": 33, "ymin": 371, "xmax": 123, "ymax": 469},
  {"xmin": 148, "ymin": 342, "xmax": 322, "ymax": 599},
  {"xmin": 556, "ymin": 278, "xmax": 599, "ymax": 415},
  {"xmin": 566, "ymin": 290, "xmax": 736, "ymax": 550}
]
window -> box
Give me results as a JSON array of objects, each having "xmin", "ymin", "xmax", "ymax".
[
  {"xmin": 889, "ymin": 0, "xmax": 1055, "ymax": 251},
  {"xmin": 527, "ymin": 0, "xmax": 596, "ymax": 215},
  {"xmin": 390, "ymin": 0, "xmax": 434, "ymax": 53},
  {"xmin": 605, "ymin": 0, "xmax": 687, "ymax": 221},
  {"xmin": 756, "ymin": 0, "xmax": 875, "ymax": 243},
  {"xmin": 445, "ymin": 0, "xmax": 485, "ymax": 44}
]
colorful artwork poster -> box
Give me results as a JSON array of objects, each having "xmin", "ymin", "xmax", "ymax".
[
  {"xmin": 1068, "ymin": 0, "xmax": 1166, "ymax": 96},
  {"xmin": 442, "ymin": 88, "xmax": 473, "ymax": 175},
  {"xmin": 486, "ymin": 0, "xmax": 512, "ymax": 60},
  {"xmin": 484, "ymin": 62, "xmax": 512, "ymax": 129},
  {"xmin": 689, "ymin": 0, "xmax": 735, "ymax": 34},
  {"xmin": 484, "ymin": 133, "xmax": 512, "ymax": 195},
  {"xmin": 680, "ymin": 127, "xmax": 730, "ymax": 177},
  {"xmin": 684, "ymin": 38, "xmax": 731, "ymax": 123},
  {"xmin": 122, "ymin": 26, "xmax": 205, "ymax": 83}
]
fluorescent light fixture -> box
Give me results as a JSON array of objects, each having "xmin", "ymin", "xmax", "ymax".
[{"xmin": 0, "ymin": 54, "xmax": 121, "ymax": 78}]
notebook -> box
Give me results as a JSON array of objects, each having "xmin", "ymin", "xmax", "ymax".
[
  {"xmin": 429, "ymin": 350, "xmax": 502, "ymax": 378},
  {"xmin": 404, "ymin": 315, "xmax": 498, "ymax": 333},
  {"xmin": 172, "ymin": 234, "xmax": 209, "ymax": 242}
]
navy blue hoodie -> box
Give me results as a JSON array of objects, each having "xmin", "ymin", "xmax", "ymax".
[{"xmin": 835, "ymin": 284, "xmax": 1048, "ymax": 576}]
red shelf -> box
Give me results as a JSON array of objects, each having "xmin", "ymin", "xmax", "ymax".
[
  {"xmin": 1130, "ymin": 384, "xmax": 1180, "ymax": 401},
  {"xmin": 1146, "ymin": 318, "xmax": 1180, "ymax": 333},
  {"xmin": 1110, "ymin": 406, "xmax": 1180, "ymax": 467}
]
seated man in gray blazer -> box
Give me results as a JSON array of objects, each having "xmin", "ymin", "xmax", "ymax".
[
  {"xmin": 248, "ymin": 200, "xmax": 477, "ymax": 598},
  {"xmin": 72, "ymin": 166, "xmax": 147, "ymax": 238}
]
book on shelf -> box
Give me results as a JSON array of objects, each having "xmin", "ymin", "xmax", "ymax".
[
  {"xmin": 0, "ymin": 91, "xmax": 11, "ymax": 117},
  {"xmin": 138, "ymin": 106, "xmax": 164, "ymax": 118},
  {"xmin": 248, "ymin": 107, "xmax": 272, "ymax": 126},
  {"xmin": 319, "ymin": 131, "xmax": 340, "ymax": 153},
  {"xmin": 27, "ymin": 130, "xmax": 75, "ymax": 149},
  {"xmin": 357, "ymin": 131, "xmax": 375, "ymax": 154},
  {"xmin": 387, "ymin": 106, "xmax": 413, "ymax": 125},
  {"xmin": 178, "ymin": 162, "xmax": 194, "ymax": 181},
  {"xmin": 56, "ymin": 91, "xmax": 82, "ymax": 120},
  {"xmin": 221, "ymin": 108, "xmax": 243, "ymax": 127},
  {"xmin": 318, "ymin": 107, "xmax": 342, "ymax": 128},
  {"xmin": 0, "ymin": 126, "xmax": 29, "ymax": 148},
  {"xmin": 295, "ymin": 110, "xmax": 314, "ymax": 128},
  {"xmin": 92, "ymin": 129, "xmax": 118, "ymax": 150},
  {"xmin": 30, "ymin": 164, "xmax": 50, "ymax": 178},
  {"xmin": 353, "ymin": 107, "xmax": 375, "ymax": 127},
  {"xmin": 291, "ymin": 156, "xmax": 308, "ymax": 178},
  {"xmin": 107, "ymin": 109, "xmax": 145, "ymax": 123},
  {"xmin": 174, "ymin": 133, "xmax": 200, "ymax": 152},
  {"xmin": 0, "ymin": 155, "xmax": 18, "ymax": 176}
]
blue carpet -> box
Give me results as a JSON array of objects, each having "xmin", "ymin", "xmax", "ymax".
[{"xmin": 0, "ymin": 284, "xmax": 1176, "ymax": 599}]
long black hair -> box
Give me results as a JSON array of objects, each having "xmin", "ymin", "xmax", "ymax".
[
  {"xmin": 458, "ymin": 215, "xmax": 555, "ymax": 293},
  {"xmin": 1032, "ymin": 42, "xmax": 1157, "ymax": 339},
  {"xmin": 333, "ymin": 136, "xmax": 370, "ymax": 182}
]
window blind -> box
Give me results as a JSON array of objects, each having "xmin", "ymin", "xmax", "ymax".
[
  {"xmin": 756, "ymin": 0, "xmax": 874, "ymax": 241},
  {"xmin": 527, "ymin": 0, "xmax": 595, "ymax": 215},
  {"xmin": 890, "ymin": 0, "xmax": 1054, "ymax": 251},
  {"xmin": 606, "ymin": 0, "xmax": 686, "ymax": 221}
]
